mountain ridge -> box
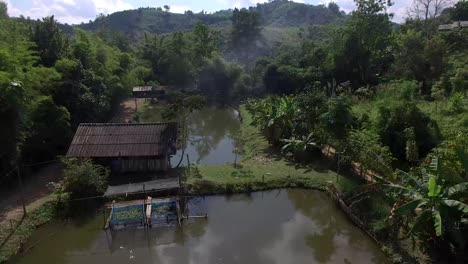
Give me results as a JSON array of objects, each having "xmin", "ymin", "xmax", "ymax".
[{"xmin": 73, "ymin": 0, "xmax": 345, "ymax": 38}]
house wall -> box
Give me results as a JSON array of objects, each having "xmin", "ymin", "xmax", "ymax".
[{"xmin": 114, "ymin": 156, "xmax": 169, "ymax": 173}]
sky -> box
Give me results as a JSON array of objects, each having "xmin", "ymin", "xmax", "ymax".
[{"xmin": 5, "ymin": 0, "xmax": 413, "ymax": 25}]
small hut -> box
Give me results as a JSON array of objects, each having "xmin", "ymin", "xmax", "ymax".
[
  {"xmin": 66, "ymin": 123, "xmax": 178, "ymax": 174},
  {"xmin": 132, "ymin": 86, "xmax": 166, "ymax": 99}
]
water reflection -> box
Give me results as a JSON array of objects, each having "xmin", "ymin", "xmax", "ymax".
[
  {"xmin": 15, "ymin": 190, "xmax": 389, "ymax": 264},
  {"xmin": 170, "ymin": 107, "xmax": 242, "ymax": 166}
]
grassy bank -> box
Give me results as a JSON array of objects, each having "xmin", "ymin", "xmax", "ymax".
[
  {"xmin": 0, "ymin": 195, "xmax": 58, "ymax": 263},
  {"xmin": 185, "ymin": 105, "xmax": 361, "ymax": 196}
]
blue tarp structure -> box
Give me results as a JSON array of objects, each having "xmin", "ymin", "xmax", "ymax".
[
  {"xmin": 150, "ymin": 201, "xmax": 178, "ymax": 225},
  {"xmin": 108, "ymin": 198, "xmax": 179, "ymax": 229},
  {"xmin": 109, "ymin": 204, "xmax": 145, "ymax": 228}
]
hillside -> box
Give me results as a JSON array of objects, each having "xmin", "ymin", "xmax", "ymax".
[{"xmin": 77, "ymin": 0, "xmax": 344, "ymax": 38}]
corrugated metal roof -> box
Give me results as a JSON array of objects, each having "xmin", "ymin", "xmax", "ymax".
[
  {"xmin": 66, "ymin": 123, "xmax": 178, "ymax": 158},
  {"xmin": 439, "ymin": 21, "xmax": 468, "ymax": 31},
  {"xmin": 132, "ymin": 86, "xmax": 153, "ymax": 92}
]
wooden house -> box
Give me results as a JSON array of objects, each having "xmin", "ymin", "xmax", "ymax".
[{"xmin": 66, "ymin": 123, "xmax": 178, "ymax": 174}]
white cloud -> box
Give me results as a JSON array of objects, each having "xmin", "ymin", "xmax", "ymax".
[
  {"xmin": 320, "ymin": 0, "xmax": 414, "ymax": 22},
  {"xmin": 170, "ymin": 5, "xmax": 197, "ymax": 14},
  {"xmin": 6, "ymin": 0, "xmax": 133, "ymax": 24}
]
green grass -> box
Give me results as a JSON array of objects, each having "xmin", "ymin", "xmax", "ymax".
[
  {"xmin": 0, "ymin": 196, "xmax": 58, "ymax": 262},
  {"xmin": 186, "ymin": 105, "xmax": 361, "ymax": 195}
]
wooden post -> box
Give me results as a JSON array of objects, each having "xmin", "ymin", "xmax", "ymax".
[
  {"xmin": 234, "ymin": 149, "xmax": 237, "ymax": 166},
  {"xmin": 336, "ymin": 152, "xmax": 340, "ymax": 183},
  {"xmin": 17, "ymin": 165, "xmax": 27, "ymax": 216},
  {"xmin": 186, "ymin": 154, "xmax": 190, "ymax": 167}
]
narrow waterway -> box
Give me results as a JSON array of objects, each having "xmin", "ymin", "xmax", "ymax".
[{"xmin": 14, "ymin": 189, "xmax": 388, "ymax": 264}]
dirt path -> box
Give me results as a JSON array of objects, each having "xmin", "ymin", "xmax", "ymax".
[
  {"xmin": 0, "ymin": 162, "xmax": 63, "ymax": 224},
  {"xmin": 110, "ymin": 98, "xmax": 145, "ymax": 123}
]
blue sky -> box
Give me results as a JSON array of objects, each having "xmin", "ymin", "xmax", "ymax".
[{"xmin": 5, "ymin": 0, "xmax": 413, "ymax": 24}]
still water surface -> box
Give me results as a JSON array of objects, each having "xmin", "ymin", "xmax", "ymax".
[
  {"xmin": 143, "ymin": 106, "xmax": 242, "ymax": 166},
  {"xmin": 15, "ymin": 189, "xmax": 388, "ymax": 264}
]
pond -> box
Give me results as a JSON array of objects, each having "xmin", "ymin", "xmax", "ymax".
[
  {"xmin": 14, "ymin": 189, "xmax": 388, "ymax": 264},
  {"xmin": 143, "ymin": 106, "xmax": 242, "ymax": 166}
]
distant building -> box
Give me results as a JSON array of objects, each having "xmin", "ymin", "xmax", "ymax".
[
  {"xmin": 132, "ymin": 86, "xmax": 166, "ymax": 99},
  {"xmin": 438, "ymin": 21, "xmax": 468, "ymax": 31}
]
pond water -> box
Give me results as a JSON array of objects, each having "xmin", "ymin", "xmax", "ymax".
[
  {"xmin": 14, "ymin": 189, "xmax": 388, "ymax": 264},
  {"xmin": 144, "ymin": 106, "xmax": 242, "ymax": 166}
]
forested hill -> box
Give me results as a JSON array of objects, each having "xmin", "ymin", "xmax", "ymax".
[{"xmin": 76, "ymin": 0, "xmax": 344, "ymax": 37}]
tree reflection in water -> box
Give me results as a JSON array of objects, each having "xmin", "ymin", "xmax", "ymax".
[{"xmin": 184, "ymin": 107, "xmax": 241, "ymax": 164}]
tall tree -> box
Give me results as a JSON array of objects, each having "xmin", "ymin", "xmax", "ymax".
[
  {"xmin": 192, "ymin": 22, "xmax": 219, "ymax": 62},
  {"xmin": 333, "ymin": 0, "xmax": 393, "ymax": 86},
  {"xmin": 231, "ymin": 8, "xmax": 262, "ymax": 61},
  {"xmin": 408, "ymin": 0, "xmax": 452, "ymax": 21},
  {"xmin": 31, "ymin": 16, "xmax": 69, "ymax": 67},
  {"xmin": 451, "ymin": 0, "xmax": 468, "ymax": 20}
]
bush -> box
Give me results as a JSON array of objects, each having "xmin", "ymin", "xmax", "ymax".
[
  {"xmin": 449, "ymin": 92, "xmax": 466, "ymax": 113},
  {"xmin": 376, "ymin": 101, "xmax": 441, "ymax": 162},
  {"xmin": 62, "ymin": 158, "xmax": 109, "ymax": 198}
]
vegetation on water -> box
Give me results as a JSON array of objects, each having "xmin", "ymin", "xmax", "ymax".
[{"xmin": 112, "ymin": 208, "xmax": 143, "ymax": 221}]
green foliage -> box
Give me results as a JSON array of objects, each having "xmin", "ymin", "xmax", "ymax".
[
  {"xmin": 31, "ymin": 16, "xmax": 69, "ymax": 67},
  {"xmin": 332, "ymin": 0, "xmax": 393, "ymax": 86},
  {"xmin": 450, "ymin": 66, "xmax": 468, "ymax": 93},
  {"xmin": 0, "ymin": 13, "xmax": 139, "ymax": 177},
  {"xmin": 348, "ymin": 129, "xmax": 394, "ymax": 175},
  {"xmin": 320, "ymin": 96, "xmax": 355, "ymax": 144},
  {"xmin": 449, "ymin": 92, "xmax": 466, "ymax": 113},
  {"xmin": 22, "ymin": 96, "xmax": 71, "ymax": 161},
  {"xmin": 231, "ymin": 8, "xmax": 261, "ymax": 49},
  {"xmin": 77, "ymin": 1, "xmax": 343, "ymax": 39},
  {"xmin": 198, "ymin": 56, "xmax": 245, "ymax": 104},
  {"xmin": 384, "ymin": 157, "xmax": 468, "ymax": 251},
  {"xmin": 451, "ymin": 1, "xmax": 468, "ymax": 21},
  {"xmin": 62, "ymin": 158, "xmax": 109, "ymax": 198},
  {"xmin": 281, "ymin": 132, "xmax": 318, "ymax": 161},
  {"xmin": 394, "ymin": 31, "xmax": 447, "ymax": 94},
  {"xmin": 376, "ymin": 101, "xmax": 441, "ymax": 162},
  {"xmin": 247, "ymin": 96, "xmax": 299, "ymax": 144},
  {"xmin": 192, "ymin": 22, "xmax": 220, "ymax": 64}
]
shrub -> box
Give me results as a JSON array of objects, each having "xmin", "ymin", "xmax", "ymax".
[
  {"xmin": 449, "ymin": 92, "xmax": 466, "ymax": 113},
  {"xmin": 62, "ymin": 158, "xmax": 109, "ymax": 198}
]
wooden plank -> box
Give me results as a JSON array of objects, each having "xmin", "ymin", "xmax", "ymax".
[{"xmin": 145, "ymin": 196, "xmax": 152, "ymax": 225}]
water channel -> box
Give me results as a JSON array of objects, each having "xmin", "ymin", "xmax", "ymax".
[{"xmin": 14, "ymin": 189, "xmax": 388, "ymax": 264}]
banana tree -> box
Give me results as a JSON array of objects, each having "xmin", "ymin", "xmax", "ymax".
[
  {"xmin": 247, "ymin": 96, "xmax": 298, "ymax": 144},
  {"xmin": 383, "ymin": 157, "xmax": 468, "ymax": 247},
  {"xmin": 281, "ymin": 132, "xmax": 318, "ymax": 161}
]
